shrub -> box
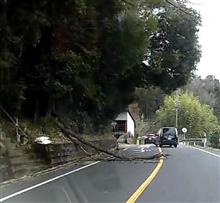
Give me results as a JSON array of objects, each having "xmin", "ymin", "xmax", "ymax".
[{"xmin": 209, "ymin": 133, "xmax": 220, "ymax": 148}]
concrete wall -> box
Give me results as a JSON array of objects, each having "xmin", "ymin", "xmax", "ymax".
[
  {"xmin": 126, "ymin": 112, "xmax": 135, "ymax": 136},
  {"xmin": 34, "ymin": 138, "xmax": 117, "ymax": 166}
]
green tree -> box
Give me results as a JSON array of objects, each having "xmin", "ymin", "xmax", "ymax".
[
  {"xmin": 141, "ymin": 0, "xmax": 201, "ymax": 91},
  {"xmin": 209, "ymin": 133, "xmax": 220, "ymax": 148},
  {"xmin": 185, "ymin": 75, "xmax": 220, "ymax": 120},
  {"xmin": 135, "ymin": 87, "xmax": 165, "ymax": 120},
  {"xmin": 0, "ymin": 0, "xmax": 201, "ymax": 132},
  {"xmin": 156, "ymin": 92, "xmax": 218, "ymax": 137}
]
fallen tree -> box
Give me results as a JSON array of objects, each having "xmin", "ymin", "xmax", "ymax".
[{"xmin": 55, "ymin": 118, "xmax": 164, "ymax": 161}]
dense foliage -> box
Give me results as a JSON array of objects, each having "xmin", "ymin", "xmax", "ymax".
[
  {"xmin": 135, "ymin": 87, "xmax": 165, "ymax": 120},
  {"xmin": 185, "ymin": 75, "xmax": 220, "ymax": 120},
  {"xmin": 209, "ymin": 132, "xmax": 220, "ymax": 148},
  {"xmin": 0, "ymin": 0, "xmax": 201, "ymax": 132},
  {"xmin": 156, "ymin": 92, "xmax": 218, "ymax": 137}
]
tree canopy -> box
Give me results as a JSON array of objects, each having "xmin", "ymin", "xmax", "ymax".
[
  {"xmin": 135, "ymin": 87, "xmax": 165, "ymax": 120},
  {"xmin": 0, "ymin": 0, "xmax": 201, "ymax": 132},
  {"xmin": 156, "ymin": 92, "xmax": 218, "ymax": 137},
  {"xmin": 140, "ymin": 0, "xmax": 201, "ymax": 91},
  {"xmin": 185, "ymin": 75, "xmax": 220, "ymax": 120}
]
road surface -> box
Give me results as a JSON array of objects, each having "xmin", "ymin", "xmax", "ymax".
[{"xmin": 0, "ymin": 144, "xmax": 219, "ymax": 203}]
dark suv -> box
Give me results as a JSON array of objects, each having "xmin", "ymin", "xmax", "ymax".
[{"xmin": 157, "ymin": 127, "xmax": 178, "ymax": 148}]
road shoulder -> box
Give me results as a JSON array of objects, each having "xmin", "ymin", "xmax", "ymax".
[
  {"xmin": 188, "ymin": 145, "xmax": 220, "ymax": 158},
  {"xmin": 0, "ymin": 160, "xmax": 100, "ymax": 201}
]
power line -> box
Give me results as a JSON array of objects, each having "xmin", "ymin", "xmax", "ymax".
[
  {"xmin": 120, "ymin": 0, "xmax": 196, "ymax": 17},
  {"xmin": 164, "ymin": 0, "xmax": 195, "ymax": 17}
]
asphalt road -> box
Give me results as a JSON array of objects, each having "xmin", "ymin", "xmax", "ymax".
[
  {"xmin": 138, "ymin": 145, "xmax": 220, "ymax": 203},
  {"xmin": 0, "ymin": 144, "xmax": 219, "ymax": 203}
]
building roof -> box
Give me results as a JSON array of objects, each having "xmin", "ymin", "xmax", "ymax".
[
  {"xmin": 115, "ymin": 111, "xmax": 135, "ymax": 124},
  {"xmin": 115, "ymin": 112, "xmax": 127, "ymax": 121}
]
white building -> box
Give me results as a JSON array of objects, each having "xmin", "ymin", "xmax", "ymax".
[{"xmin": 113, "ymin": 111, "xmax": 135, "ymax": 137}]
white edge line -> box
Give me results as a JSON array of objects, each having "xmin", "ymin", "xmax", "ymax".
[
  {"xmin": 190, "ymin": 146, "xmax": 220, "ymax": 158},
  {"xmin": 0, "ymin": 161, "xmax": 100, "ymax": 202}
]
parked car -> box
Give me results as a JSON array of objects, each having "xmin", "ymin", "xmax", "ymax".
[
  {"xmin": 144, "ymin": 134, "xmax": 159, "ymax": 146},
  {"xmin": 157, "ymin": 127, "xmax": 178, "ymax": 147}
]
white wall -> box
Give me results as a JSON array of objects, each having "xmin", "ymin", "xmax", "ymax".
[{"xmin": 126, "ymin": 112, "xmax": 135, "ymax": 136}]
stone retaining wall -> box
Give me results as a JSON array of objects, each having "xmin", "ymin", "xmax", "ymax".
[
  {"xmin": 34, "ymin": 138, "xmax": 117, "ymax": 166},
  {"xmin": 0, "ymin": 156, "xmax": 12, "ymax": 182}
]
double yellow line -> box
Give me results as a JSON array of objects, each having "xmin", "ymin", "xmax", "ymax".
[{"xmin": 126, "ymin": 148, "xmax": 164, "ymax": 203}]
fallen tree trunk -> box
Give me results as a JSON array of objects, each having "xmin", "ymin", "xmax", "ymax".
[
  {"xmin": 56, "ymin": 120, "xmax": 127, "ymax": 159},
  {"xmin": 55, "ymin": 118, "xmax": 164, "ymax": 161},
  {"xmin": 92, "ymin": 153, "xmax": 164, "ymax": 161}
]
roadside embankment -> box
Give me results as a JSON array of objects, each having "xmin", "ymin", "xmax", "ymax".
[
  {"xmin": 34, "ymin": 138, "xmax": 117, "ymax": 166},
  {"xmin": 0, "ymin": 119, "xmax": 117, "ymax": 183},
  {"xmin": 0, "ymin": 117, "xmax": 163, "ymax": 185}
]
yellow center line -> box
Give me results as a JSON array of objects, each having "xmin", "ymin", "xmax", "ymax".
[{"xmin": 126, "ymin": 147, "xmax": 164, "ymax": 203}]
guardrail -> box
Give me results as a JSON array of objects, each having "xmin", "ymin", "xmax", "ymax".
[{"xmin": 180, "ymin": 138, "xmax": 207, "ymax": 147}]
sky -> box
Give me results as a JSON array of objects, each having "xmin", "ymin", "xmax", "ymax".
[{"xmin": 190, "ymin": 0, "xmax": 220, "ymax": 80}]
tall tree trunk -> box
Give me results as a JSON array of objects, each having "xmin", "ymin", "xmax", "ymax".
[
  {"xmin": 34, "ymin": 99, "xmax": 40, "ymax": 122},
  {"xmin": 47, "ymin": 96, "xmax": 55, "ymax": 116}
]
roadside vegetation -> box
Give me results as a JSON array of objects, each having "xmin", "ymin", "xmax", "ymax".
[
  {"xmin": 185, "ymin": 75, "xmax": 220, "ymax": 121},
  {"xmin": 185, "ymin": 76, "xmax": 220, "ymax": 147},
  {"xmin": 2, "ymin": 0, "xmax": 218, "ymax": 149},
  {"xmin": 0, "ymin": 0, "xmax": 200, "ymax": 135},
  {"xmin": 209, "ymin": 131, "xmax": 220, "ymax": 148},
  {"xmin": 135, "ymin": 77, "xmax": 220, "ymax": 148},
  {"xmin": 156, "ymin": 92, "xmax": 218, "ymax": 138},
  {"xmin": 4, "ymin": 0, "xmax": 220, "ymax": 184}
]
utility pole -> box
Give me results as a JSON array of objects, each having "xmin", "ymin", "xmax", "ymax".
[
  {"xmin": 174, "ymin": 89, "xmax": 180, "ymax": 130},
  {"xmin": 175, "ymin": 105, "xmax": 178, "ymax": 129}
]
